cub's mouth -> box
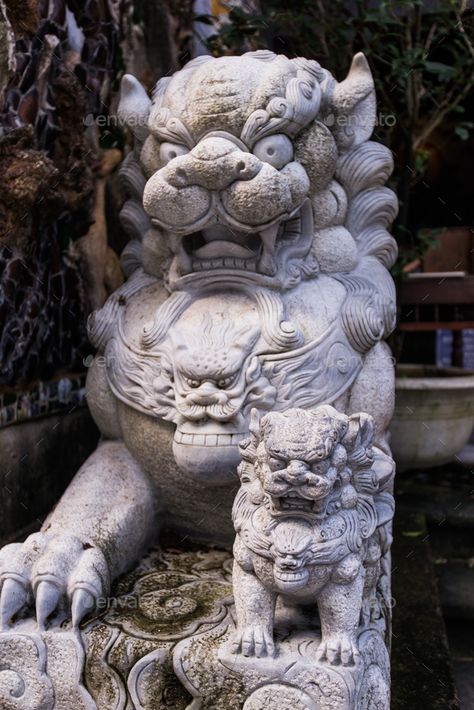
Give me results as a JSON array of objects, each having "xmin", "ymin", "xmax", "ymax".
[
  {"xmin": 268, "ymin": 491, "xmax": 325, "ymax": 518},
  {"xmin": 158, "ymin": 199, "xmax": 313, "ymax": 280}
]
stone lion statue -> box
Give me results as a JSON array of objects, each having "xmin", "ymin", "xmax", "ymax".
[
  {"xmin": 231, "ymin": 406, "xmax": 395, "ymax": 665},
  {"xmin": 0, "ymin": 50, "xmax": 397, "ymax": 631}
]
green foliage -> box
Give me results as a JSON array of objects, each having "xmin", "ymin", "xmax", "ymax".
[
  {"xmin": 198, "ymin": 8, "xmax": 267, "ymax": 55},
  {"xmin": 200, "ymin": 1, "xmax": 474, "ymax": 260}
]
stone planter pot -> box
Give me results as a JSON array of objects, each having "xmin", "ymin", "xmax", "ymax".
[{"xmin": 390, "ymin": 364, "xmax": 474, "ymax": 471}]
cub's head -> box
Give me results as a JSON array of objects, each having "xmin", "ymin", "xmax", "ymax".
[{"xmin": 238, "ymin": 405, "xmax": 374, "ymax": 519}]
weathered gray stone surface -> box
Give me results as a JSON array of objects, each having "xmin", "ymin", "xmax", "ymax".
[{"xmin": 0, "ymin": 50, "xmax": 397, "ymax": 708}]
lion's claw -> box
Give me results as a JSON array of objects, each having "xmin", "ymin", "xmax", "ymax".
[
  {"xmin": 316, "ymin": 633, "xmax": 360, "ymax": 666},
  {"xmin": 232, "ymin": 624, "xmax": 275, "ymax": 658},
  {"xmin": 0, "ymin": 532, "xmax": 110, "ymax": 629}
]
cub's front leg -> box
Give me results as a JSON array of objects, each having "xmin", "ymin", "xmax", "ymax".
[
  {"xmin": 231, "ymin": 554, "xmax": 276, "ymax": 658},
  {"xmin": 315, "ymin": 554, "xmax": 365, "ymax": 666}
]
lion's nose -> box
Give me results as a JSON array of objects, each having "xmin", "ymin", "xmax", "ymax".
[
  {"xmin": 164, "ymin": 137, "xmax": 261, "ymax": 191},
  {"xmin": 187, "ymin": 381, "xmax": 219, "ymax": 405},
  {"xmin": 286, "ymin": 460, "xmax": 310, "ymax": 480}
]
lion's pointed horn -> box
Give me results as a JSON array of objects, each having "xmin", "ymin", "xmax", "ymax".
[
  {"xmin": 347, "ymin": 52, "xmax": 372, "ymax": 81},
  {"xmin": 118, "ymin": 74, "xmax": 151, "ymax": 142},
  {"xmin": 327, "ymin": 52, "xmax": 376, "ymax": 149}
]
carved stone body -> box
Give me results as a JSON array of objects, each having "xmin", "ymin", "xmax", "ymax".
[
  {"xmin": 0, "ymin": 50, "xmax": 397, "ymax": 642},
  {"xmin": 231, "ymin": 406, "xmax": 394, "ymax": 666}
]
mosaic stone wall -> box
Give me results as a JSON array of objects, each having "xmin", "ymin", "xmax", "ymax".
[
  {"xmin": 0, "ymin": 372, "xmax": 87, "ymax": 428},
  {"xmin": 0, "ymin": 0, "xmax": 121, "ymax": 387}
]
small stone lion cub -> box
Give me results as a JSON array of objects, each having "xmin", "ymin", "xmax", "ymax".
[{"xmin": 231, "ymin": 405, "xmax": 394, "ymax": 666}]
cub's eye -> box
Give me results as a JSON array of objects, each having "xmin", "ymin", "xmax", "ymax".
[
  {"xmin": 159, "ymin": 142, "xmax": 189, "ymax": 163},
  {"xmin": 183, "ymin": 376, "xmax": 200, "ymax": 388},
  {"xmin": 253, "ymin": 134, "xmax": 293, "ymax": 169},
  {"xmin": 269, "ymin": 457, "xmax": 286, "ymax": 471}
]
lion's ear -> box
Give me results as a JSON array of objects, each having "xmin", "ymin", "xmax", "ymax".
[
  {"xmin": 328, "ymin": 52, "xmax": 376, "ymax": 150},
  {"xmin": 344, "ymin": 412, "xmax": 374, "ymax": 452},
  {"xmin": 118, "ymin": 74, "xmax": 151, "ymax": 142}
]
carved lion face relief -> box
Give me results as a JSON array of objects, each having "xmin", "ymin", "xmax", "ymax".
[
  {"xmin": 155, "ymin": 310, "xmax": 275, "ymax": 432},
  {"xmin": 141, "ymin": 54, "xmax": 324, "ymax": 284}
]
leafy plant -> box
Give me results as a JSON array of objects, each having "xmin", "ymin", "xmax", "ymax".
[
  {"xmin": 202, "ymin": 7, "xmax": 266, "ymax": 55},
  {"xmin": 199, "ymin": 1, "xmax": 474, "ymax": 260}
]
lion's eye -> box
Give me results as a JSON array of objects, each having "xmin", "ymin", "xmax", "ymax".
[
  {"xmin": 159, "ymin": 142, "xmax": 189, "ymax": 163},
  {"xmin": 312, "ymin": 461, "xmax": 329, "ymax": 475},
  {"xmin": 253, "ymin": 134, "xmax": 293, "ymax": 169},
  {"xmin": 183, "ymin": 376, "xmax": 200, "ymax": 388},
  {"xmin": 269, "ymin": 457, "xmax": 286, "ymax": 471}
]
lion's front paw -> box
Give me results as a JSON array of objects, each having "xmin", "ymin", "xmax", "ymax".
[
  {"xmin": 316, "ymin": 632, "xmax": 360, "ymax": 666},
  {"xmin": 0, "ymin": 532, "xmax": 110, "ymax": 630},
  {"xmin": 231, "ymin": 624, "xmax": 275, "ymax": 658}
]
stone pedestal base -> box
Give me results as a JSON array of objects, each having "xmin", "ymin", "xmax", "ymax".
[
  {"xmin": 174, "ymin": 618, "xmax": 390, "ymax": 710},
  {"xmin": 0, "ymin": 546, "xmax": 390, "ymax": 709}
]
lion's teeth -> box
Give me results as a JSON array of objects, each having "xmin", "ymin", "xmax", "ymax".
[
  {"xmin": 257, "ymin": 252, "xmax": 277, "ymax": 276},
  {"xmin": 174, "ymin": 431, "xmax": 245, "ymax": 446},
  {"xmin": 176, "ymin": 245, "xmax": 192, "ymax": 274},
  {"xmin": 259, "ymin": 222, "xmax": 279, "ymax": 255}
]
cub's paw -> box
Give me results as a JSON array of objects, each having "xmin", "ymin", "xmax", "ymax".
[
  {"xmin": 231, "ymin": 624, "xmax": 275, "ymax": 658},
  {"xmin": 0, "ymin": 532, "xmax": 110, "ymax": 630},
  {"xmin": 316, "ymin": 632, "xmax": 360, "ymax": 666}
]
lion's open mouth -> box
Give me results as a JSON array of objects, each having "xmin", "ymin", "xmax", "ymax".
[
  {"xmin": 182, "ymin": 229, "xmax": 262, "ymax": 273},
  {"xmin": 274, "ymin": 493, "xmax": 317, "ymax": 513},
  {"xmin": 158, "ymin": 199, "xmax": 312, "ymax": 278},
  {"xmin": 267, "ymin": 490, "xmax": 326, "ymax": 518}
]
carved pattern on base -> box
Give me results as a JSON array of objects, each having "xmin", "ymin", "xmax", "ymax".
[
  {"xmin": 173, "ymin": 616, "xmax": 390, "ymax": 710},
  {"xmin": 0, "ymin": 628, "xmax": 96, "ymax": 710}
]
